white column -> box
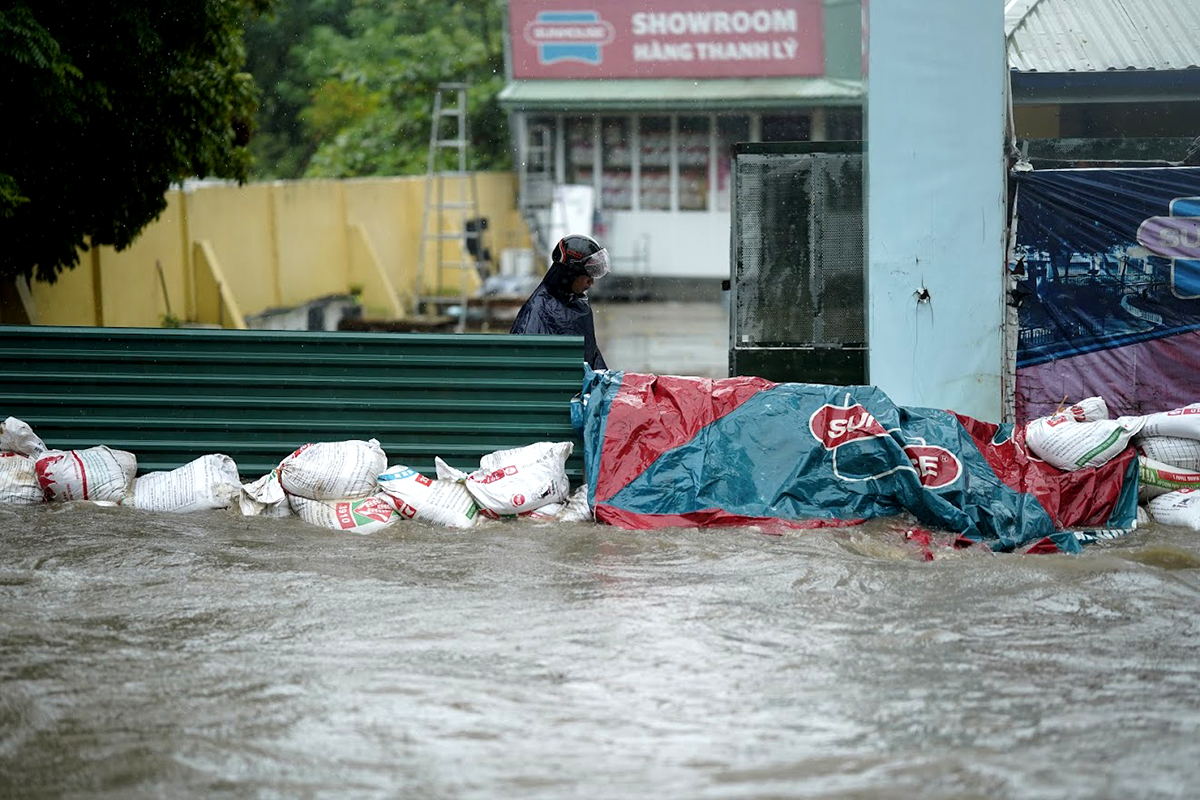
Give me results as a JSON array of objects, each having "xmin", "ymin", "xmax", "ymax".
[
  {"xmin": 810, "ymin": 107, "xmax": 827, "ymax": 142},
  {"xmin": 554, "ymin": 114, "xmax": 565, "ymax": 183},
  {"xmin": 866, "ymin": 1, "xmax": 1006, "ymax": 421}
]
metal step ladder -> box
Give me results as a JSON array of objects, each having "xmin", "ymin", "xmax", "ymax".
[{"xmin": 414, "ymin": 83, "xmax": 486, "ymax": 332}]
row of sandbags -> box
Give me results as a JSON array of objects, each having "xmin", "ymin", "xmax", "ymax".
[
  {"xmin": 1024, "ymin": 398, "xmax": 1200, "ymax": 530},
  {"xmin": 0, "ymin": 416, "xmax": 590, "ymax": 533}
]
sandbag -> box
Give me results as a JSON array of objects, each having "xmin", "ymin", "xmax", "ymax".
[
  {"xmin": 1064, "ymin": 396, "xmax": 1108, "ymax": 422},
  {"xmin": 1138, "ymin": 456, "xmax": 1200, "ymax": 500},
  {"xmin": 1024, "ymin": 414, "xmax": 1143, "ymax": 471},
  {"xmin": 239, "ymin": 470, "xmax": 292, "ymax": 518},
  {"xmin": 1136, "ymin": 436, "xmax": 1200, "ymax": 472},
  {"xmin": 1147, "ymin": 489, "xmax": 1200, "ymax": 531},
  {"xmin": 124, "ymin": 454, "xmax": 242, "ymax": 513},
  {"xmin": 378, "ymin": 466, "xmax": 479, "ymax": 529},
  {"xmin": 484, "ymin": 483, "xmax": 591, "ymax": 523},
  {"xmin": 527, "ymin": 484, "xmax": 592, "ymax": 523},
  {"xmin": 290, "ymin": 493, "xmax": 398, "ymax": 534},
  {"xmin": 0, "ymin": 451, "xmax": 43, "ymax": 505},
  {"xmin": 0, "ymin": 417, "xmax": 46, "ymax": 457},
  {"xmin": 558, "ymin": 484, "xmax": 592, "ymax": 522},
  {"xmin": 463, "ymin": 442, "xmax": 572, "ymax": 516},
  {"xmin": 1137, "ymin": 403, "xmax": 1200, "ymax": 440},
  {"xmin": 35, "ymin": 446, "xmax": 137, "ymax": 503},
  {"xmin": 277, "ymin": 439, "xmax": 387, "ymax": 500}
]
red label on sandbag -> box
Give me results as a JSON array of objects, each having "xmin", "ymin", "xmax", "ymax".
[
  {"xmin": 474, "ymin": 465, "xmax": 519, "ymax": 485},
  {"xmin": 810, "ymin": 403, "xmax": 889, "ymax": 449}
]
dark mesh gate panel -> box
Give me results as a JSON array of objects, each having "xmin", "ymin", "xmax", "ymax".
[{"xmin": 729, "ymin": 142, "xmax": 866, "ymax": 384}]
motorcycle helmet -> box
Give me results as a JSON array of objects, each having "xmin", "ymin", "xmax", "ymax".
[{"xmin": 552, "ymin": 234, "xmax": 610, "ymax": 279}]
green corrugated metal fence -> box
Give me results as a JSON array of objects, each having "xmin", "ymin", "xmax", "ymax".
[{"xmin": 0, "ymin": 326, "xmax": 585, "ymax": 482}]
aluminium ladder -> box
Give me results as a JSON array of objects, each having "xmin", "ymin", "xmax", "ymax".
[{"xmin": 414, "ymin": 83, "xmax": 486, "ymax": 332}]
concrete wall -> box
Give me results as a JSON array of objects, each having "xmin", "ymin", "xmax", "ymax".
[
  {"xmin": 866, "ymin": 1, "xmax": 1006, "ymax": 421},
  {"xmin": 186, "ymin": 183, "xmax": 277, "ymax": 317},
  {"xmin": 10, "ymin": 172, "xmax": 530, "ymax": 328}
]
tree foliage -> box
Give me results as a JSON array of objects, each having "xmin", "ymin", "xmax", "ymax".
[
  {"xmin": 0, "ymin": 0, "xmax": 270, "ymax": 283},
  {"xmin": 245, "ymin": 0, "xmax": 510, "ymax": 180}
]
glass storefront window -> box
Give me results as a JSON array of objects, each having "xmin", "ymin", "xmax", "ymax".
[
  {"xmin": 600, "ymin": 117, "xmax": 632, "ymax": 210},
  {"xmin": 716, "ymin": 116, "xmax": 750, "ymax": 212},
  {"xmin": 565, "ymin": 116, "xmax": 595, "ymax": 186},
  {"xmin": 827, "ymin": 108, "xmax": 864, "ymax": 141},
  {"xmin": 762, "ymin": 113, "xmax": 812, "ymax": 143},
  {"xmin": 526, "ymin": 116, "xmax": 555, "ymax": 174},
  {"xmin": 677, "ymin": 116, "xmax": 710, "ymax": 211},
  {"xmin": 639, "ymin": 116, "xmax": 671, "ymax": 211}
]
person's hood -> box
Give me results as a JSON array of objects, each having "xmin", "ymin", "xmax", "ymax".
[{"xmin": 539, "ymin": 262, "xmax": 588, "ymax": 303}]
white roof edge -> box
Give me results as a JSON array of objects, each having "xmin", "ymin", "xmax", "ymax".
[{"xmin": 1004, "ymin": 0, "xmax": 1045, "ymax": 39}]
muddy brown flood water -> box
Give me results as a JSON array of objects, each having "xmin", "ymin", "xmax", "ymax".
[{"xmin": 2, "ymin": 502, "xmax": 1199, "ymax": 799}]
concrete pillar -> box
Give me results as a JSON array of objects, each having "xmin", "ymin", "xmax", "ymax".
[{"xmin": 866, "ymin": 1, "xmax": 1007, "ymax": 421}]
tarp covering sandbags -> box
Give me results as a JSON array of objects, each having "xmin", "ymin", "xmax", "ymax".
[
  {"xmin": 1011, "ymin": 167, "xmax": 1200, "ymax": 421},
  {"xmin": 577, "ymin": 368, "xmax": 1138, "ymax": 553}
]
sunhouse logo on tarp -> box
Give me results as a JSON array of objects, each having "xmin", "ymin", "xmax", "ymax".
[
  {"xmin": 1136, "ymin": 196, "xmax": 1200, "ymax": 299},
  {"xmin": 809, "ymin": 398, "xmax": 963, "ymax": 489},
  {"xmin": 524, "ymin": 10, "xmax": 615, "ymax": 65}
]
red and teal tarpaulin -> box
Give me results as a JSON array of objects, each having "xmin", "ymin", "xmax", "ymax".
[{"xmin": 577, "ymin": 368, "xmax": 1139, "ymax": 553}]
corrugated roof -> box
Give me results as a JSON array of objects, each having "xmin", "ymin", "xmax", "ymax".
[
  {"xmin": 497, "ymin": 77, "xmax": 864, "ymax": 112},
  {"xmin": 1006, "ymin": 0, "xmax": 1200, "ymax": 72}
]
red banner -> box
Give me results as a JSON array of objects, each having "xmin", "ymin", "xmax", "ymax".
[{"xmin": 509, "ymin": 0, "xmax": 825, "ymax": 79}]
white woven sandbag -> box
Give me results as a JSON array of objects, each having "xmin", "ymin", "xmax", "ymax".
[
  {"xmin": 277, "ymin": 439, "xmax": 386, "ymax": 500},
  {"xmin": 239, "ymin": 470, "xmax": 292, "ymax": 517},
  {"xmin": 1136, "ymin": 436, "xmax": 1200, "ymax": 472},
  {"xmin": 1024, "ymin": 415, "xmax": 1143, "ymax": 471},
  {"xmin": 557, "ymin": 483, "xmax": 592, "ymax": 522},
  {"xmin": 434, "ymin": 456, "xmax": 470, "ymax": 482},
  {"xmin": 289, "ymin": 493, "xmax": 398, "ymax": 534},
  {"xmin": 516, "ymin": 484, "xmax": 592, "ymax": 523},
  {"xmin": 35, "ymin": 446, "xmax": 137, "ymax": 503},
  {"xmin": 1137, "ymin": 403, "xmax": 1200, "ymax": 440},
  {"xmin": 1063, "ymin": 396, "xmax": 1108, "ymax": 422},
  {"xmin": 1137, "ymin": 456, "xmax": 1200, "ymax": 500},
  {"xmin": 0, "ymin": 417, "xmax": 46, "ymax": 457},
  {"xmin": 124, "ymin": 454, "xmax": 241, "ymax": 513},
  {"xmin": 378, "ymin": 466, "xmax": 479, "ymax": 529},
  {"xmin": 1147, "ymin": 489, "xmax": 1200, "ymax": 531},
  {"xmin": 0, "ymin": 451, "xmax": 43, "ymax": 505},
  {"xmin": 464, "ymin": 442, "xmax": 572, "ymax": 516}
]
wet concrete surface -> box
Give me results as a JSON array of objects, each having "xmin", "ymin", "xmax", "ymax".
[{"xmin": 593, "ymin": 300, "xmax": 730, "ymax": 378}]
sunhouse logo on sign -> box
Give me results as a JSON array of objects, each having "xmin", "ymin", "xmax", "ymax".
[
  {"xmin": 1136, "ymin": 196, "xmax": 1200, "ymax": 299},
  {"xmin": 524, "ymin": 11, "xmax": 616, "ymax": 65}
]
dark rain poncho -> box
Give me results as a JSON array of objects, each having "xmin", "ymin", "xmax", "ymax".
[{"xmin": 509, "ymin": 263, "xmax": 607, "ymax": 370}]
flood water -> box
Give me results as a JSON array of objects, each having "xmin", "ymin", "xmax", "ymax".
[{"xmin": 2, "ymin": 503, "xmax": 1199, "ymax": 799}]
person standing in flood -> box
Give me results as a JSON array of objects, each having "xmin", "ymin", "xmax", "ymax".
[{"xmin": 509, "ymin": 233, "xmax": 609, "ymax": 370}]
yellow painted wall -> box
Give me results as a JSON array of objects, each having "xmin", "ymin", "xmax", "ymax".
[
  {"xmin": 272, "ymin": 180, "xmax": 351, "ymax": 307},
  {"xmin": 97, "ymin": 190, "xmax": 188, "ymax": 328},
  {"xmin": 21, "ymin": 171, "xmax": 527, "ymax": 327},
  {"xmin": 29, "ymin": 251, "xmax": 99, "ymax": 327},
  {"xmin": 342, "ymin": 177, "xmax": 419, "ymax": 315},
  {"xmin": 185, "ymin": 182, "xmax": 279, "ymax": 317}
]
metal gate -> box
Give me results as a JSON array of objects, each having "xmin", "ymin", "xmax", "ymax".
[{"xmin": 728, "ymin": 142, "xmax": 866, "ymax": 385}]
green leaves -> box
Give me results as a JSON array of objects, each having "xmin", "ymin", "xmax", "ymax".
[
  {"xmin": 246, "ymin": 0, "xmax": 510, "ymax": 180},
  {"xmin": 0, "ymin": 0, "xmax": 269, "ymax": 282}
]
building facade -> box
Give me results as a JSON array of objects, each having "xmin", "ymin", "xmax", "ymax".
[{"xmin": 499, "ymin": 0, "xmax": 864, "ymax": 293}]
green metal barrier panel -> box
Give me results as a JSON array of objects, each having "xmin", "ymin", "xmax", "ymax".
[{"xmin": 0, "ymin": 326, "xmax": 585, "ymax": 482}]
